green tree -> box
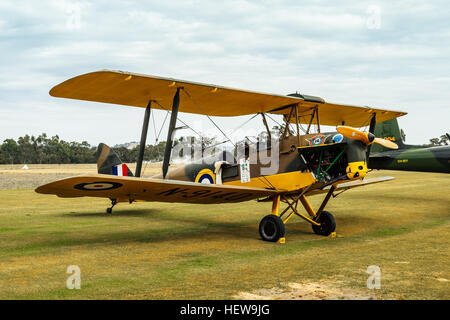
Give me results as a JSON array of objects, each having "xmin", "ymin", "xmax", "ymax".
[
  {"xmin": 17, "ymin": 135, "xmax": 30, "ymax": 163},
  {"xmin": 1, "ymin": 139, "xmax": 19, "ymax": 164},
  {"xmin": 440, "ymin": 134, "xmax": 449, "ymax": 145}
]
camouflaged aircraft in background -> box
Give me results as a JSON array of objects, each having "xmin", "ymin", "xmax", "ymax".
[{"xmin": 369, "ymin": 119, "xmax": 450, "ymax": 173}]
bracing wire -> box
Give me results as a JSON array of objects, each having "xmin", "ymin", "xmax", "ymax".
[
  {"xmin": 181, "ymin": 88, "xmax": 236, "ymax": 148},
  {"xmin": 156, "ymin": 110, "xmax": 170, "ymax": 142},
  {"xmin": 228, "ymin": 113, "xmax": 260, "ymax": 137},
  {"xmin": 264, "ymin": 113, "xmax": 283, "ymax": 128},
  {"xmin": 154, "ymin": 101, "xmax": 203, "ymax": 139},
  {"xmin": 141, "ymin": 100, "xmax": 207, "ymax": 176}
]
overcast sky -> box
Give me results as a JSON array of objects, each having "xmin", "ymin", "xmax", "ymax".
[{"xmin": 0, "ymin": 0, "xmax": 449, "ymax": 146}]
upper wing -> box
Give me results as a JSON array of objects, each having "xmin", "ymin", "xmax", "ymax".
[
  {"xmin": 35, "ymin": 174, "xmax": 278, "ymax": 204},
  {"xmin": 49, "ymin": 70, "xmax": 406, "ymax": 123},
  {"xmin": 49, "ymin": 70, "xmax": 302, "ymax": 117},
  {"xmin": 271, "ymin": 102, "xmax": 406, "ymax": 128}
]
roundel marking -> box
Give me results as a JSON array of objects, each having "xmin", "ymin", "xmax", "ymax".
[
  {"xmin": 74, "ymin": 181, "xmax": 123, "ymax": 191},
  {"xmin": 332, "ymin": 133, "xmax": 344, "ymax": 144},
  {"xmin": 310, "ymin": 135, "xmax": 326, "ymax": 146},
  {"xmin": 195, "ymin": 169, "xmax": 216, "ymax": 184}
]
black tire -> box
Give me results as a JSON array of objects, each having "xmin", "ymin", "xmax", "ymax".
[
  {"xmin": 259, "ymin": 215, "xmax": 285, "ymax": 242},
  {"xmin": 106, "ymin": 208, "xmax": 112, "ymax": 214},
  {"xmin": 312, "ymin": 211, "xmax": 336, "ymax": 236}
]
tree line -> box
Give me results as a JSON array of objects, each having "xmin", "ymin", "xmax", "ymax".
[
  {"xmin": 427, "ymin": 135, "xmax": 449, "ymax": 147},
  {"xmin": 0, "ymin": 133, "xmax": 168, "ymax": 165},
  {"xmin": 2, "ymin": 130, "xmax": 446, "ymax": 165},
  {"xmin": 0, "ymin": 129, "xmax": 268, "ymax": 165}
]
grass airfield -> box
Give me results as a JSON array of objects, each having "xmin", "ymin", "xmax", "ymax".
[{"xmin": 0, "ymin": 164, "xmax": 449, "ymax": 299}]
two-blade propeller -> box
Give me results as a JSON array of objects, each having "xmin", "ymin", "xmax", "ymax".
[{"xmin": 337, "ymin": 126, "xmax": 398, "ymax": 149}]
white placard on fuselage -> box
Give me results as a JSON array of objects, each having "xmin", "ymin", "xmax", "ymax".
[{"xmin": 240, "ymin": 159, "xmax": 251, "ymax": 183}]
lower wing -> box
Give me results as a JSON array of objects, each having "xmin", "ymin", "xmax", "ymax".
[
  {"xmin": 306, "ymin": 176, "xmax": 395, "ymax": 196},
  {"xmin": 35, "ymin": 174, "xmax": 279, "ymax": 204}
]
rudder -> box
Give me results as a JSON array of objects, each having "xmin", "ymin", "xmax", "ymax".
[
  {"xmin": 372, "ymin": 119, "xmax": 405, "ymax": 152},
  {"xmin": 96, "ymin": 143, "xmax": 134, "ymax": 176}
]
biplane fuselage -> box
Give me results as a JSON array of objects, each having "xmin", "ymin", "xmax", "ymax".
[
  {"xmin": 158, "ymin": 132, "xmax": 368, "ymax": 194},
  {"xmin": 36, "ymin": 70, "xmax": 406, "ymax": 242}
]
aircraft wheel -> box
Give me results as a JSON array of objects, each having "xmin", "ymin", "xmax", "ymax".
[
  {"xmin": 106, "ymin": 199, "xmax": 116, "ymax": 214},
  {"xmin": 312, "ymin": 211, "xmax": 336, "ymax": 236},
  {"xmin": 259, "ymin": 215, "xmax": 285, "ymax": 242}
]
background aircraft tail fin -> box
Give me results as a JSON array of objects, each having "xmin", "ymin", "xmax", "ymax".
[
  {"xmin": 372, "ymin": 118, "xmax": 405, "ymax": 152},
  {"xmin": 96, "ymin": 143, "xmax": 134, "ymax": 177}
]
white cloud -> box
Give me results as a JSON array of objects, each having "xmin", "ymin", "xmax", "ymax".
[{"xmin": 0, "ymin": 0, "xmax": 449, "ymax": 146}]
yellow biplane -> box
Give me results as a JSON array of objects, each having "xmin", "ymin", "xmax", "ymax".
[{"xmin": 36, "ymin": 70, "xmax": 406, "ymax": 242}]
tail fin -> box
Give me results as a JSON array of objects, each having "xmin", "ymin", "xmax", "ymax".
[
  {"xmin": 96, "ymin": 143, "xmax": 134, "ymax": 177},
  {"xmin": 372, "ymin": 119, "xmax": 405, "ymax": 152}
]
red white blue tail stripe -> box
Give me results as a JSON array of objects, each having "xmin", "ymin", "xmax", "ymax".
[{"xmin": 112, "ymin": 164, "xmax": 129, "ymax": 176}]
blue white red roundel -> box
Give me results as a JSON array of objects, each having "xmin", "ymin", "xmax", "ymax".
[{"xmin": 74, "ymin": 182, "xmax": 123, "ymax": 191}]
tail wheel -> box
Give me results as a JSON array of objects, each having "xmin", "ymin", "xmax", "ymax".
[
  {"xmin": 312, "ymin": 211, "xmax": 336, "ymax": 236},
  {"xmin": 259, "ymin": 215, "xmax": 285, "ymax": 242}
]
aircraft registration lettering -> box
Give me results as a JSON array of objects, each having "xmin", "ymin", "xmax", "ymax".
[
  {"xmin": 156, "ymin": 187, "xmax": 190, "ymax": 196},
  {"xmin": 223, "ymin": 193, "xmax": 253, "ymax": 201},
  {"xmin": 188, "ymin": 190, "xmax": 213, "ymax": 197},
  {"xmin": 155, "ymin": 187, "xmax": 254, "ymax": 201},
  {"xmin": 210, "ymin": 192, "xmax": 237, "ymax": 199}
]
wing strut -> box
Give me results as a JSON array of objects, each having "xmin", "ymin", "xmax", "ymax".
[
  {"xmin": 260, "ymin": 113, "xmax": 272, "ymax": 142},
  {"xmin": 366, "ymin": 112, "xmax": 377, "ymax": 165},
  {"xmin": 306, "ymin": 107, "xmax": 316, "ymax": 134},
  {"xmin": 316, "ymin": 106, "xmax": 321, "ymax": 133},
  {"xmin": 294, "ymin": 104, "xmax": 301, "ymax": 146},
  {"xmin": 135, "ymin": 100, "xmax": 152, "ymax": 177},
  {"xmin": 162, "ymin": 87, "xmax": 181, "ymax": 178}
]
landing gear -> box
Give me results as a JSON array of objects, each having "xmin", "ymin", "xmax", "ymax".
[
  {"xmin": 106, "ymin": 199, "xmax": 117, "ymax": 214},
  {"xmin": 259, "ymin": 215, "xmax": 285, "ymax": 242},
  {"xmin": 260, "ymin": 186, "xmax": 338, "ymax": 242},
  {"xmin": 312, "ymin": 211, "xmax": 336, "ymax": 236}
]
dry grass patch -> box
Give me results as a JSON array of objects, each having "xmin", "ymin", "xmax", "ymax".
[
  {"xmin": 234, "ymin": 281, "xmax": 379, "ymax": 300},
  {"xmin": 0, "ymin": 168, "xmax": 448, "ymax": 299}
]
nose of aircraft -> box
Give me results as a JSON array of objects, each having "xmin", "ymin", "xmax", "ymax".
[{"xmin": 346, "ymin": 161, "xmax": 368, "ymax": 180}]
